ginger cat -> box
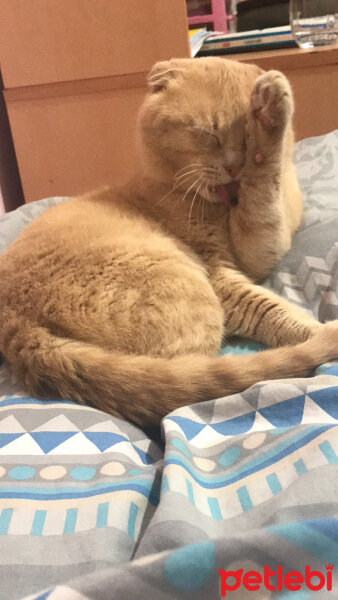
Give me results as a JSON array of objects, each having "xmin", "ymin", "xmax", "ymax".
[{"xmin": 0, "ymin": 57, "xmax": 338, "ymax": 426}]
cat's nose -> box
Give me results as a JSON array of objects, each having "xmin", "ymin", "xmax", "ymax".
[{"xmin": 224, "ymin": 165, "xmax": 241, "ymax": 179}]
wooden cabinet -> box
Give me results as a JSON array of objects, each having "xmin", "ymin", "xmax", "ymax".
[
  {"xmin": 0, "ymin": 0, "xmax": 190, "ymax": 203},
  {"xmin": 1, "ymin": 1, "xmax": 337, "ymax": 206}
]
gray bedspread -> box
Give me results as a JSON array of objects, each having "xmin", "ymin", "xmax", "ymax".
[{"xmin": 0, "ymin": 131, "xmax": 337, "ymax": 600}]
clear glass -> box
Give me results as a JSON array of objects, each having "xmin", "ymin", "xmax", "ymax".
[{"xmin": 290, "ymin": 0, "xmax": 338, "ymax": 48}]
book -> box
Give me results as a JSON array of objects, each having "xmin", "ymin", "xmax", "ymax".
[
  {"xmin": 198, "ymin": 26, "xmax": 296, "ymax": 55},
  {"xmin": 189, "ymin": 28, "xmax": 214, "ymax": 57}
]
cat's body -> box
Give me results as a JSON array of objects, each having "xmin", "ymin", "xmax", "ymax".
[{"xmin": 1, "ymin": 57, "xmax": 338, "ymax": 425}]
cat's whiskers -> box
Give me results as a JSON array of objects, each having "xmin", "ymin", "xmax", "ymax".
[
  {"xmin": 201, "ymin": 191, "xmax": 206, "ymax": 225},
  {"xmin": 174, "ymin": 164, "xmax": 217, "ymax": 183},
  {"xmin": 188, "ymin": 179, "xmax": 204, "ymax": 231},
  {"xmin": 197, "ymin": 192, "xmax": 202, "ymax": 225},
  {"xmin": 180, "ymin": 176, "xmax": 202, "ymax": 207},
  {"xmin": 174, "ymin": 168, "xmax": 203, "ymax": 183},
  {"xmin": 198, "ymin": 181, "xmax": 208, "ymax": 226},
  {"xmin": 174, "ymin": 173, "xmax": 204, "ymax": 192},
  {"xmin": 204, "ymin": 177, "xmax": 213, "ymax": 199},
  {"xmin": 152, "ymin": 187, "xmax": 177, "ymax": 209},
  {"xmin": 174, "ymin": 163, "xmax": 203, "ymax": 178},
  {"xmin": 166, "ymin": 174, "xmax": 204, "ymax": 224},
  {"xmin": 200, "ymin": 178, "xmax": 215, "ymax": 223},
  {"xmin": 196, "ymin": 178, "xmax": 207, "ymax": 224},
  {"xmin": 153, "ymin": 164, "xmax": 216, "ymax": 211},
  {"xmin": 165, "ymin": 175, "xmax": 202, "ymax": 224},
  {"xmin": 167, "ymin": 192, "xmax": 186, "ymax": 222},
  {"xmin": 152, "ymin": 172, "xmax": 199, "ymax": 209}
]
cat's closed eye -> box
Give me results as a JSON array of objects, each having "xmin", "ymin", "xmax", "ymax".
[{"xmin": 189, "ymin": 127, "xmax": 222, "ymax": 152}]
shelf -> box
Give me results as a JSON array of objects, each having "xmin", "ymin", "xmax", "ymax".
[{"xmin": 225, "ymin": 44, "xmax": 338, "ymax": 71}]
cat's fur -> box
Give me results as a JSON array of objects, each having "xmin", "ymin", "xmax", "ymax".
[{"xmin": 1, "ymin": 57, "xmax": 338, "ymax": 425}]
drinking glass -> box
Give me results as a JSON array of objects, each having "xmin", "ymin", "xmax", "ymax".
[{"xmin": 290, "ymin": 0, "xmax": 338, "ymax": 48}]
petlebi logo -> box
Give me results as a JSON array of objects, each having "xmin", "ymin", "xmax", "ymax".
[{"xmin": 219, "ymin": 564, "xmax": 334, "ymax": 596}]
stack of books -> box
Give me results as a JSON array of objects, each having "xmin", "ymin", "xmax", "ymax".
[{"xmin": 197, "ymin": 26, "xmax": 296, "ymax": 56}]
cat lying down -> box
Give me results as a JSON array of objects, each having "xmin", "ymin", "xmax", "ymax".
[{"xmin": 0, "ymin": 57, "xmax": 337, "ymax": 425}]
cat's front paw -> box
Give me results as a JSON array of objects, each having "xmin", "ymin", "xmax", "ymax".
[{"xmin": 251, "ymin": 70, "xmax": 294, "ymax": 131}]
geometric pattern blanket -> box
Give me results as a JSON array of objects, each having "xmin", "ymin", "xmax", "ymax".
[{"xmin": 0, "ymin": 129, "xmax": 337, "ymax": 600}]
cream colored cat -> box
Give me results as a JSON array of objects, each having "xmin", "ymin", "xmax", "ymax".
[{"xmin": 0, "ymin": 57, "xmax": 337, "ymax": 425}]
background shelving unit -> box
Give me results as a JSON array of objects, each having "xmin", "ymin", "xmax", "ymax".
[{"xmin": 187, "ymin": 0, "xmax": 235, "ymax": 33}]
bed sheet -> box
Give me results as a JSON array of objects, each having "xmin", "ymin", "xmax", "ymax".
[{"xmin": 0, "ymin": 130, "xmax": 337, "ymax": 600}]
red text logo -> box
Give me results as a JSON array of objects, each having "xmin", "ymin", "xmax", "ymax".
[{"xmin": 219, "ymin": 564, "xmax": 333, "ymax": 596}]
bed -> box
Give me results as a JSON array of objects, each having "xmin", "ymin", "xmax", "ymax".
[{"xmin": 0, "ymin": 130, "xmax": 338, "ymax": 600}]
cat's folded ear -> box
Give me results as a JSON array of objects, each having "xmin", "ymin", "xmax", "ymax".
[{"xmin": 147, "ymin": 60, "xmax": 182, "ymax": 93}]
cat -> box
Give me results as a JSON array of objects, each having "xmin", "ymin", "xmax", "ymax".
[{"xmin": 0, "ymin": 57, "xmax": 338, "ymax": 426}]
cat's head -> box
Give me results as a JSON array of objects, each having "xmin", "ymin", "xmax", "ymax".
[{"xmin": 137, "ymin": 57, "xmax": 262, "ymax": 204}]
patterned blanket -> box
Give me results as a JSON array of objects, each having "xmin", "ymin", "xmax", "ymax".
[{"xmin": 0, "ymin": 130, "xmax": 338, "ymax": 600}]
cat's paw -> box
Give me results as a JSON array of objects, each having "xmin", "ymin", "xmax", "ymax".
[
  {"xmin": 251, "ymin": 70, "xmax": 294, "ymax": 131},
  {"xmin": 305, "ymin": 320, "xmax": 338, "ymax": 364}
]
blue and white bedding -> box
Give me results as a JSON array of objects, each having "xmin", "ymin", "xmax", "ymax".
[{"xmin": 0, "ymin": 130, "xmax": 338, "ymax": 600}]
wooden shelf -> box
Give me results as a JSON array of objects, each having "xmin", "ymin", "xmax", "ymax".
[
  {"xmin": 225, "ymin": 44, "xmax": 338, "ymax": 141},
  {"xmin": 226, "ymin": 44, "xmax": 338, "ymax": 71}
]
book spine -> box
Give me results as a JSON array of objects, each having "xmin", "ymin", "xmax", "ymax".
[
  {"xmin": 202, "ymin": 34, "xmax": 294, "ymax": 51},
  {"xmin": 198, "ymin": 41, "xmax": 296, "ymax": 55}
]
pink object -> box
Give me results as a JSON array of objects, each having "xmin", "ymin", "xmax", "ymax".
[
  {"xmin": 188, "ymin": 0, "xmax": 233, "ymax": 33},
  {"xmin": 255, "ymin": 153, "xmax": 264, "ymax": 164}
]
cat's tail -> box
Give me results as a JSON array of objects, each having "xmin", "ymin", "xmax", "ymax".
[{"xmin": 1, "ymin": 314, "xmax": 338, "ymax": 425}]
